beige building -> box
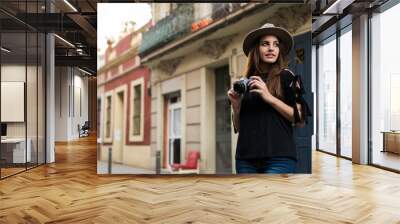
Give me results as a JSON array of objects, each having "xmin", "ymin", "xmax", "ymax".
[{"xmin": 139, "ymin": 3, "xmax": 312, "ymax": 174}]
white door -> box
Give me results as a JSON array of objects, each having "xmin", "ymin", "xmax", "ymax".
[{"xmin": 168, "ymin": 99, "xmax": 181, "ymax": 165}]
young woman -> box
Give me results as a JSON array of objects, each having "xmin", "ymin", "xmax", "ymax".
[{"xmin": 227, "ymin": 23, "xmax": 311, "ymax": 174}]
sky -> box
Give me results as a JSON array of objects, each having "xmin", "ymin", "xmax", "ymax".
[{"xmin": 97, "ymin": 3, "xmax": 152, "ymax": 55}]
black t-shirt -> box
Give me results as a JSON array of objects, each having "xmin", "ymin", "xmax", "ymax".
[{"xmin": 235, "ymin": 69, "xmax": 310, "ymax": 161}]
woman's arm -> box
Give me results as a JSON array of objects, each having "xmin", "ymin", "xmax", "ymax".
[
  {"xmin": 231, "ymin": 104, "xmax": 240, "ymax": 132},
  {"xmin": 227, "ymin": 89, "xmax": 242, "ymax": 133},
  {"xmin": 249, "ymin": 76, "xmax": 304, "ymax": 125},
  {"xmin": 269, "ymin": 96, "xmax": 303, "ymax": 125}
]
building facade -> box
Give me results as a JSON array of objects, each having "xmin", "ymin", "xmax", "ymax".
[
  {"xmin": 139, "ymin": 3, "xmax": 312, "ymax": 174},
  {"xmin": 97, "ymin": 22, "xmax": 154, "ymax": 173}
]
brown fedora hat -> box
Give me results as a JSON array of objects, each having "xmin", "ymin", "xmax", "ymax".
[{"xmin": 242, "ymin": 23, "xmax": 293, "ymax": 57}]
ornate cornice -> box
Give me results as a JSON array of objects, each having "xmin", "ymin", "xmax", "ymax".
[
  {"xmin": 157, "ymin": 56, "xmax": 184, "ymax": 75},
  {"xmin": 260, "ymin": 4, "xmax": 311, "ymax": 34},
  {"xmin": 97, "ymin": 45, "xmax": 139, "ymax": 74},
  {"xmin": 199, "ymin": 34, "xmax": 236, "ymax": 59}
]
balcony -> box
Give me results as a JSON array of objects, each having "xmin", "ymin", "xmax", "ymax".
[
  {"xmin": 211, "ymin": 3, "xmax": 241, "ymax": 21},
  {"xmin": 191, "ymin": 3, "xmax": 242, "ymax": 32},
  {"xmin": 139, "ymin": 4, "xmax": 194, "ymax": 56}
]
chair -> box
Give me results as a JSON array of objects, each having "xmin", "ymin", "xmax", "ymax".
[
  {"xmin": 79, "ymin": 121, "xmax": 90, "ymax": 138},
  {"xmin": 169, "ymin": 151, "xmax": 200, "ymax": 174}
]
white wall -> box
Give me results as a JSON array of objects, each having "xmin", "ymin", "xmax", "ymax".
[
  {"xmin": 151, "ymin": 3, "xmax": 172, "ymax": 24},
  {"xmin": 194, "ymin": 3, "xmax": 212, "ymax": 21},
  {"xmin": 55, "ymin": 67, "xmax": 68, "ymax": 141},
  {"xmin": 1, "ymin": 65, "xmax": 37, "ymax": 137},
  {"xmin": 1, "ymin": 65, "xmax": 26, "ymax": 135},
  {"xmin": 55, "ymin": 67, "xmax": 89, "ymax": 141},
  {"xmin": 75, "ymin": 72, "xmax": 89, "ymax": 130},
  {"xmin": 1, "ymin": 63, "xmax": 46, "ymax": 165}
]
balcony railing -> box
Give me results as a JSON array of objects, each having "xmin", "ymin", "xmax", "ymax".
[
  {"xmin": 139, "ymin": 4, "xmax": 194, "ymax": 56},
  {"xmin": 191, "ymin": 3, "xmax": 242, "ymax": 32},
  {"xmin": 211, "ymin": 3, "xmax": 241, "ymax": 21}
]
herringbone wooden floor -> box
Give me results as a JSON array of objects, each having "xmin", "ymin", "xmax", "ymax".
[{"xmin": 1, "ymin": 135, "xmax": 400, "ymax": 223}]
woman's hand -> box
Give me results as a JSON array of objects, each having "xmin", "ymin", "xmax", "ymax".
[
  {"xmin": 249, "ymin": 76, "xmax": 276, "ymax": 104},
  {"xmin": 227, "ymin": 88, "xmax": 242, "ymax": 112},
  {"xmin": 228, "ymin": 87, "xmax": 242, "ymax": 133}
]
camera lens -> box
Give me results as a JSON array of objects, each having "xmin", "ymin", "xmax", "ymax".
[{"xmin": 233, "ymin": 80, "xmax": 247, "ymax": 94}]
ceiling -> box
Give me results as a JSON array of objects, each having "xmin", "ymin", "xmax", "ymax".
[
  {"xmin": 1, "ymin": 0, "xmax": 392, "ymax": 74},
  {"xmin": 0, "ymin": 0, "xmax": 99, "ymax": 74},
  {"xmin": 311, "ymin": 0, "xmax": 390, "ymax": 41}
]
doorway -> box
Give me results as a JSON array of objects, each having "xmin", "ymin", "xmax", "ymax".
[
  {"xmin": 112, "ymin": 90, "xmax": 125, "ymax": 163},
  {"xmin": 167, "ymin": 94, "xmax": 181, "ymax": 166},
  {"xmin": 215, "ymin": 65, "xmax": 232, "ymax": 174}
]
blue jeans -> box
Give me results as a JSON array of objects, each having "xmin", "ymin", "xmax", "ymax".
[{"xmin": 236, "ymin": 157, "xmax": 297, "ymax": 174}]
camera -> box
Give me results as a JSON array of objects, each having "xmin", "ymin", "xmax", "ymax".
[{"xmin": 233, "ymin": 77, "xmax": 254, "ymax": 94}]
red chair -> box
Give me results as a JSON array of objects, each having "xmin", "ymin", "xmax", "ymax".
[{"xmin": 169, "ymin": 151, "xmax": 200, "ymax": 174}]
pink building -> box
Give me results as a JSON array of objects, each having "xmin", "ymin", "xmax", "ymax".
[{"xmin": 97, "ymin": 22, "xmax": 155, "ymax": 173}]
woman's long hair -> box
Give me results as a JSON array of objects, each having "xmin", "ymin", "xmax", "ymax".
[{"xmin": 244, "ymin": 38, "xmax": 289, "ymax": 99}]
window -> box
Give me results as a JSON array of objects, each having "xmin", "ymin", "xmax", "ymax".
[
  {"xmin": 130, "ymin": 77, "xmax": 144, "ymax": 141},
  {"xmin": 105, "ymin": 94, "xmax": 112, "ymax": 140},
  {"xmin": 97, "ymin": 98, "xmax": 102, "ymax": 140},
  {"xmin": 317, "ymin": 25, "xmax": 353, "ymax": 159},
  {"xmin": 317, "ymin": 35, "xmax": 337, "ymax": 155},
  {"xmin": 133, "ymin": 84, "xmax": 141, "ymax": 135},
  {"xmin": 390, "ymin": 75, "xmax": 400, "ymax": 130},
  {"xmin": 371, "ymin": 3, "xmax": 400, "ymax": 171},
  {"xmin": 340, "ymin": 26, "xmax": 352, "ymax": 158}
]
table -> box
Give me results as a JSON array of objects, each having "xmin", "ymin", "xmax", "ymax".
[
  {"xmin": 381, "ymin": 131, "xmax": 400, "ymax": 154},
  {"xmin": 1, "ymin": 138, "xmax": 32, "ymax": 164}
]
